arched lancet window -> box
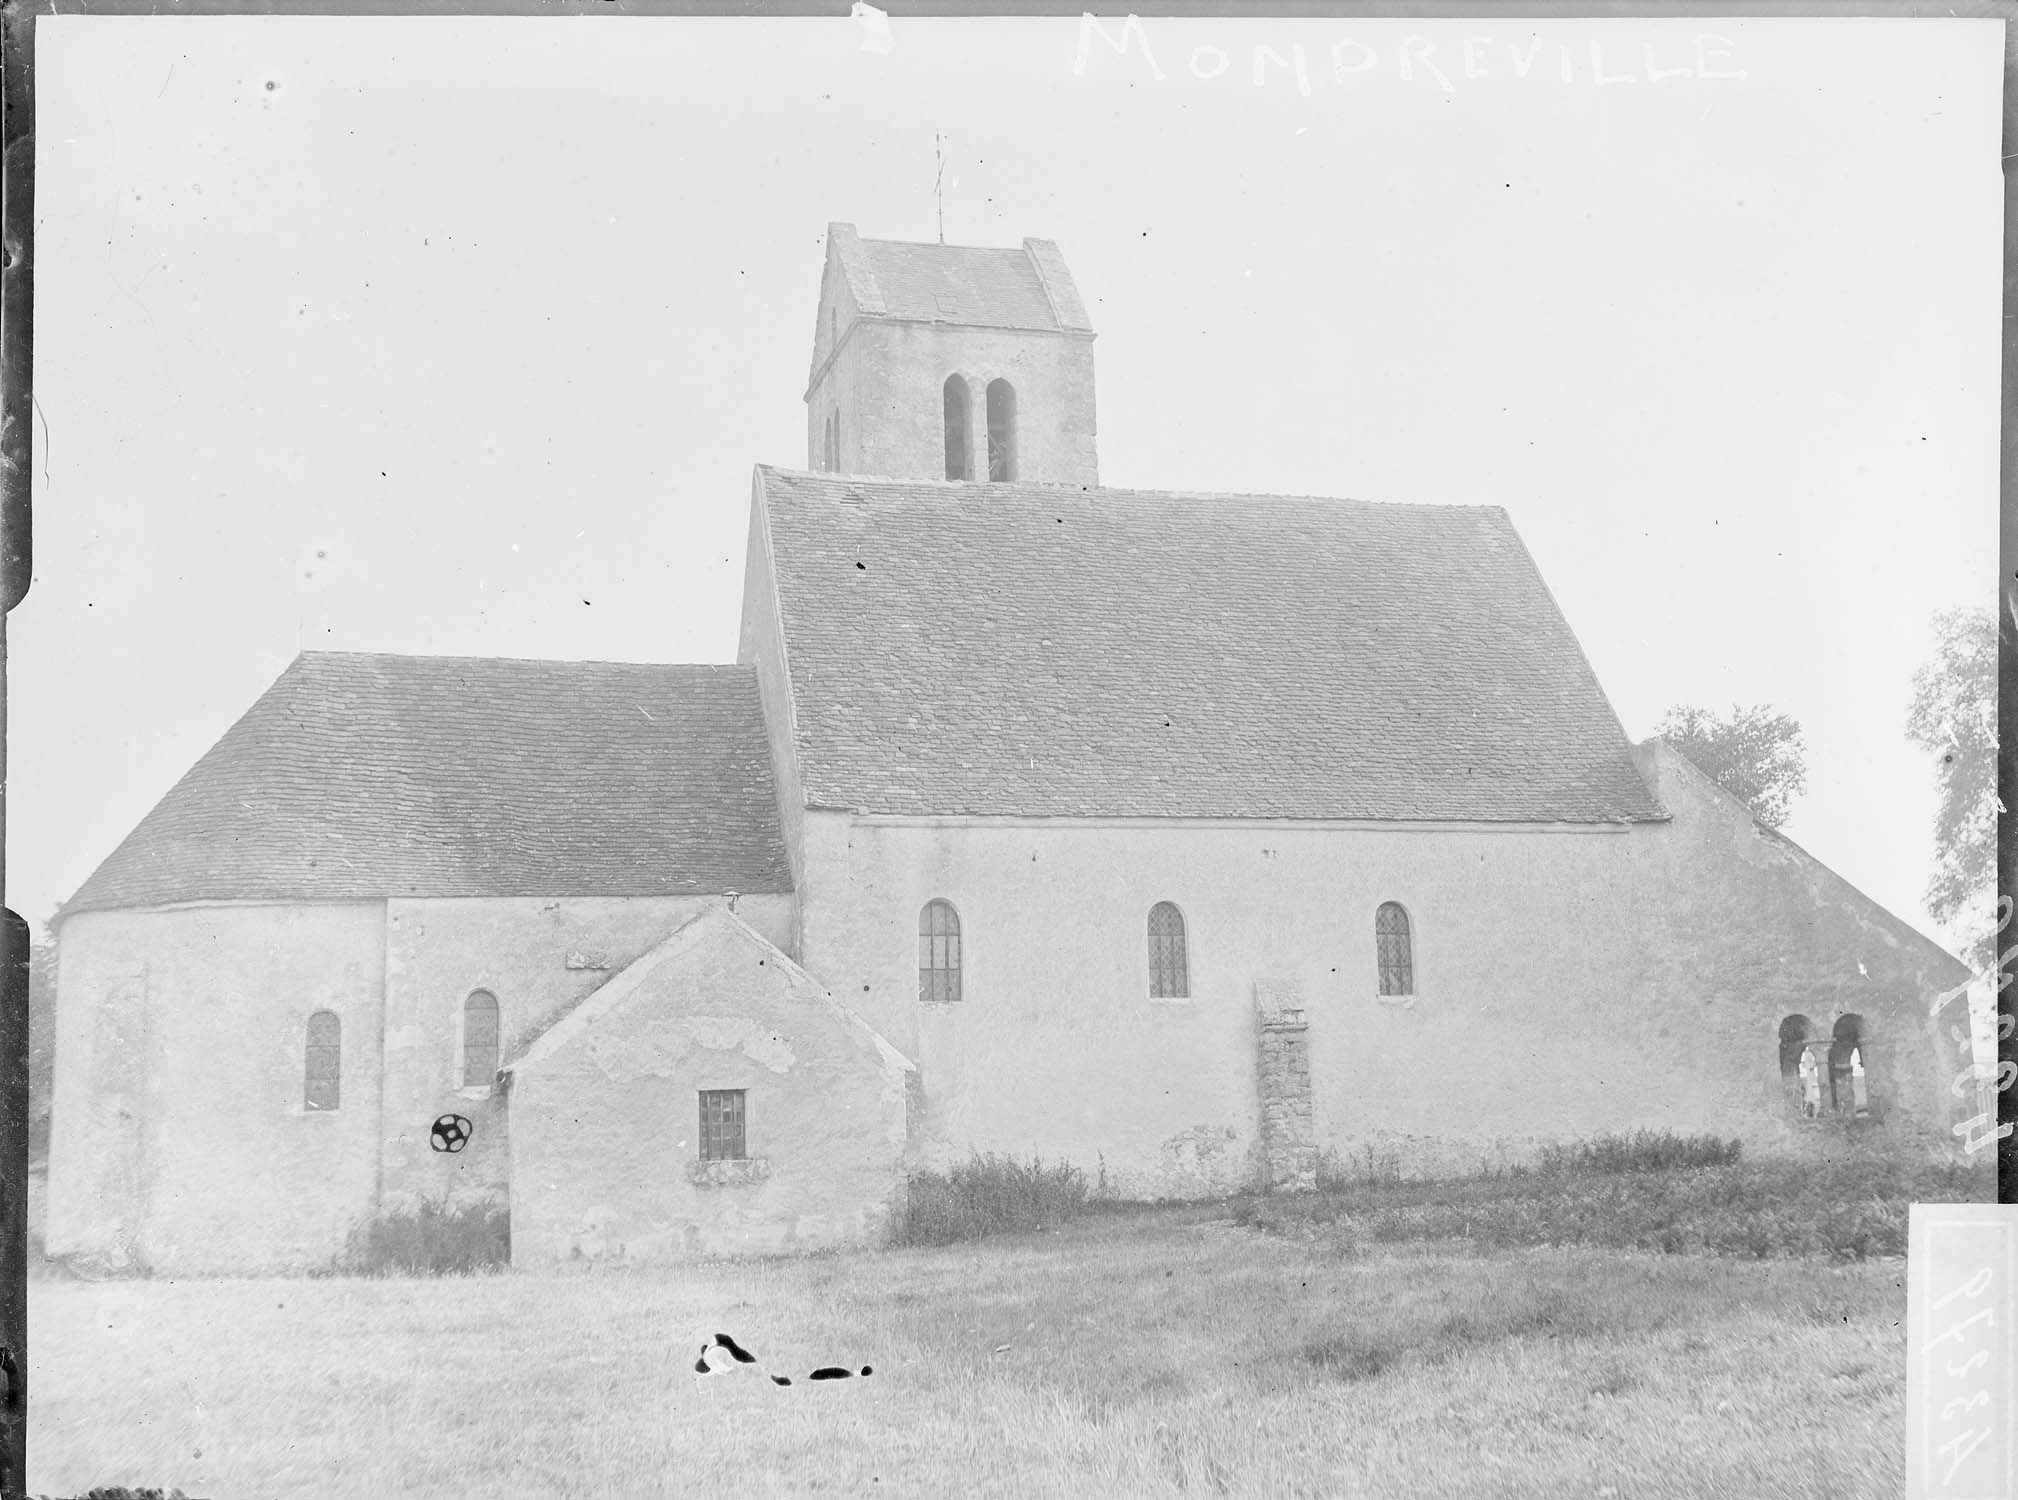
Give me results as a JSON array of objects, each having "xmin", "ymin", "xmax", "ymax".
[
  {"xmin": 1148, "ymin": 902, "xmax": 1189, "ymax": 999},
  {"xmin": 1374, "ymin": 903, "xmax": 1413, "ymax": 997},
  {"xmin": 986, "ymin": 379, "xmax": 1017, "ymax": 481},
  {"xmin": 1831, "ymin": 1014, "xmax": 1869, "ymax": 1117},
  {"xmin": 919, "ymin": 899, "xmax": 962, "ymax": 1003},
  {"xmin": 944, "ymin": 374, "xmax": 972, "ymax": 480},
  {"xmin": 304, "ymin": 1010, "xmax": 341, "ymax": 1112},
  {"xmin": 1779, "ymin": 1015, "xmax": 1818, "ymax": 1117},
  {"xmin": 463, "ymin": 990, "xmax": 500, "ymax": 1088}
]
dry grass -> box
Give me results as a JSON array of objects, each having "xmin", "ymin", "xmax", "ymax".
[
  {"xmin": 893, "ymin": 1152, "xmax": 1091, "ymax": 1245},
  {"xmin": 1272, "ymin": 1133, "xmax": 1992, "ymax": 1261},
  {"xmin": 336, "ymin": 1196, "xmax": 512, "ymax": 1276},
  {"xmin": 31, "ymin": 1206, "xmax": 1913, "ymax": 1500}
]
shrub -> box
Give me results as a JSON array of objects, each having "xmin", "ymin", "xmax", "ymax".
[
  {"xmin": 340, "ymin": 1195, "xmax": 510, "ymax": 1276},
  {"xmin": 1536, "ymin": 1130, "xmax": 1743, "ymax": 1176},
  {"xmin": 1314, "ymin": 1131, "xmax": 1740, "ymax": 1191},
  {"xmin": 892, "ymin": 1153, "xmax": 1090, "ymax": 1246}
]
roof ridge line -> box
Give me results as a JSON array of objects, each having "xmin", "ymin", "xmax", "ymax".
[
  {"xmin": 292, "ymin": 650, "xmax": 755, "ymax": 670},
  {"xmin": 858, "ymin": 234, "xmax": 1031, "ymax": 254},
  {"xmin": 752, "ymin": 464, "xmax": 1508, "ymax": 513}
]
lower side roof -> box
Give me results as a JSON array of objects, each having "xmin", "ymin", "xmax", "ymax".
[{"xmin": 65, "ymin": 653, "xmax": 794, "ymax": 913}]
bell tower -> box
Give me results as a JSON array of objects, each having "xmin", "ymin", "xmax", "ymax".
[{"xmin": 804, "ymin": 223, "xmax": 1099, "ymax": 488}]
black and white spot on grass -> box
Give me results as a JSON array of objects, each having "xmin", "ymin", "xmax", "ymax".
[{"xmin": 692, "ymin": 1332, "xmax": 872, "ymax": 1387}]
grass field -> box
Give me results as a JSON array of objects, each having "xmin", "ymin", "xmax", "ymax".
[
  {"xmin": 1248, "ymin": 1134, "xmax": 1992, "ymax": 1261},
  {"xmin": 31, "ymin": 1203, "xmax": 1916, "ymax": 1500}
]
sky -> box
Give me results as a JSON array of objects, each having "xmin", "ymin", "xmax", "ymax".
[{"xmin": 8, "ymin": 13, "xmax": 2003, "ymax": 954}]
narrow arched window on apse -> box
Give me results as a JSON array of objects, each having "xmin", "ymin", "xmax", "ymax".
[
  {"xmin": 919, "ymin": 899, "xmax": 962, "ymax": 1003},
  {"xmin": 1148, "ymin": 902, "xmax": 1189, "ymax": 999},
  {"xmin": 304, "ymin": 1010, "xmax": 341, "ymax": 1112},
  {"xmin": 944, "ymin": 374, "xmax": 972, "ymax": 480},
  {"xmin": 1374, "ymin": 903, "xmax": 1413, "ymax": 997},
  {"xmin": 463, "ymin": 990, "xmax": 500, "ymax": 1088},
  {"xmin": 986, "ymin": 379, "xmax": 1017, "ymax": 481}
]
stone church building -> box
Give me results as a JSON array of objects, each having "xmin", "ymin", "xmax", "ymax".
[{"xmin": 46, "ymin": 225, "xmax": 1972, "ymax": 1274}]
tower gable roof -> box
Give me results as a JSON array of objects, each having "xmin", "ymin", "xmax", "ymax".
[
  {"xmin": 754, "ymin": 467, "xmax": 1667, "ymax": 824},
  {"xmin": 841, "ymin": 229, "xmax": 1087, "ymax": 333},
  {"xmin": 65, "ymin": 654, "xmax": 793, "ymax": 914}
]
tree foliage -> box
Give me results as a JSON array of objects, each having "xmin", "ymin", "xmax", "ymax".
[
  {"xmin": 28, "ymin": 926, "xmax": 57, "ymax": 1161},
  {"xmin": 1905, "ymin": 607, "xmax": 1998, "ymax": 961},
  {"xmin": 1656, "ymin": 704, "xmax": 1808, "ymax": 828}
]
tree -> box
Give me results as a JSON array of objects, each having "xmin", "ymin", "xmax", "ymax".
[
  {"xmin": 1906, "ymin": 606, "xmax": 1998, "ymax": 967},
  {"xmin": 27, "ymin": 925, "xmax": 57, "ymax": 1163},
  {"xmin": 1655, "ymin": 703, "xmax": 1808, "ymax": 828}
]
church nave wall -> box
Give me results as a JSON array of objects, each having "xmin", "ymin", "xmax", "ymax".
[{"xmin": 792, "ymin": 803, "xmax": 1966, "ymax": 1195}]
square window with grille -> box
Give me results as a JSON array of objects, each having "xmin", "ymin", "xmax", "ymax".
[{"xmin": 698, "ymin": 1089, "xmax": 747, "ymax": 1162}]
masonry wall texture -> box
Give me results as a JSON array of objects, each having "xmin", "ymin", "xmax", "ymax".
[
  {"xmin": 804, "ymin": 225, "xmax": 1099, "ymax": 489},
  {"xmin": 45, "ymin": 903, "xmax": 387, "ymax": 1275},
  {"xmin": 823, "ymin": 321, "xmax": 1099, "ymax": 488},
  {"xmin": 506, "ymin": 909, "xmax": 909, "ymax": 1266},
  {"xmin": 791, "ymin": 748, "xmax": 1968, "ymax": 1195},
  {"xmin": 43, "ymin": 894, "xmax": 800, "ymax": 1274},
  {"xmin": 1254, "ymin": 981, "xmax": 1317, "ymax": 1191},
  {"xmin": 806, "ymin": 316, "xmax": 862, "ymax": 476},
  {"xmin": 377, "ymin": 894, "xmax": 795, "ymax": 1216},
  {"xmin": 45, "ymin": 742, "xmax": 1972, "ymax": 1266},
  {"xmin": 1619, "ymin": 741, "xmax": 1964, "ymax": 1144}
]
